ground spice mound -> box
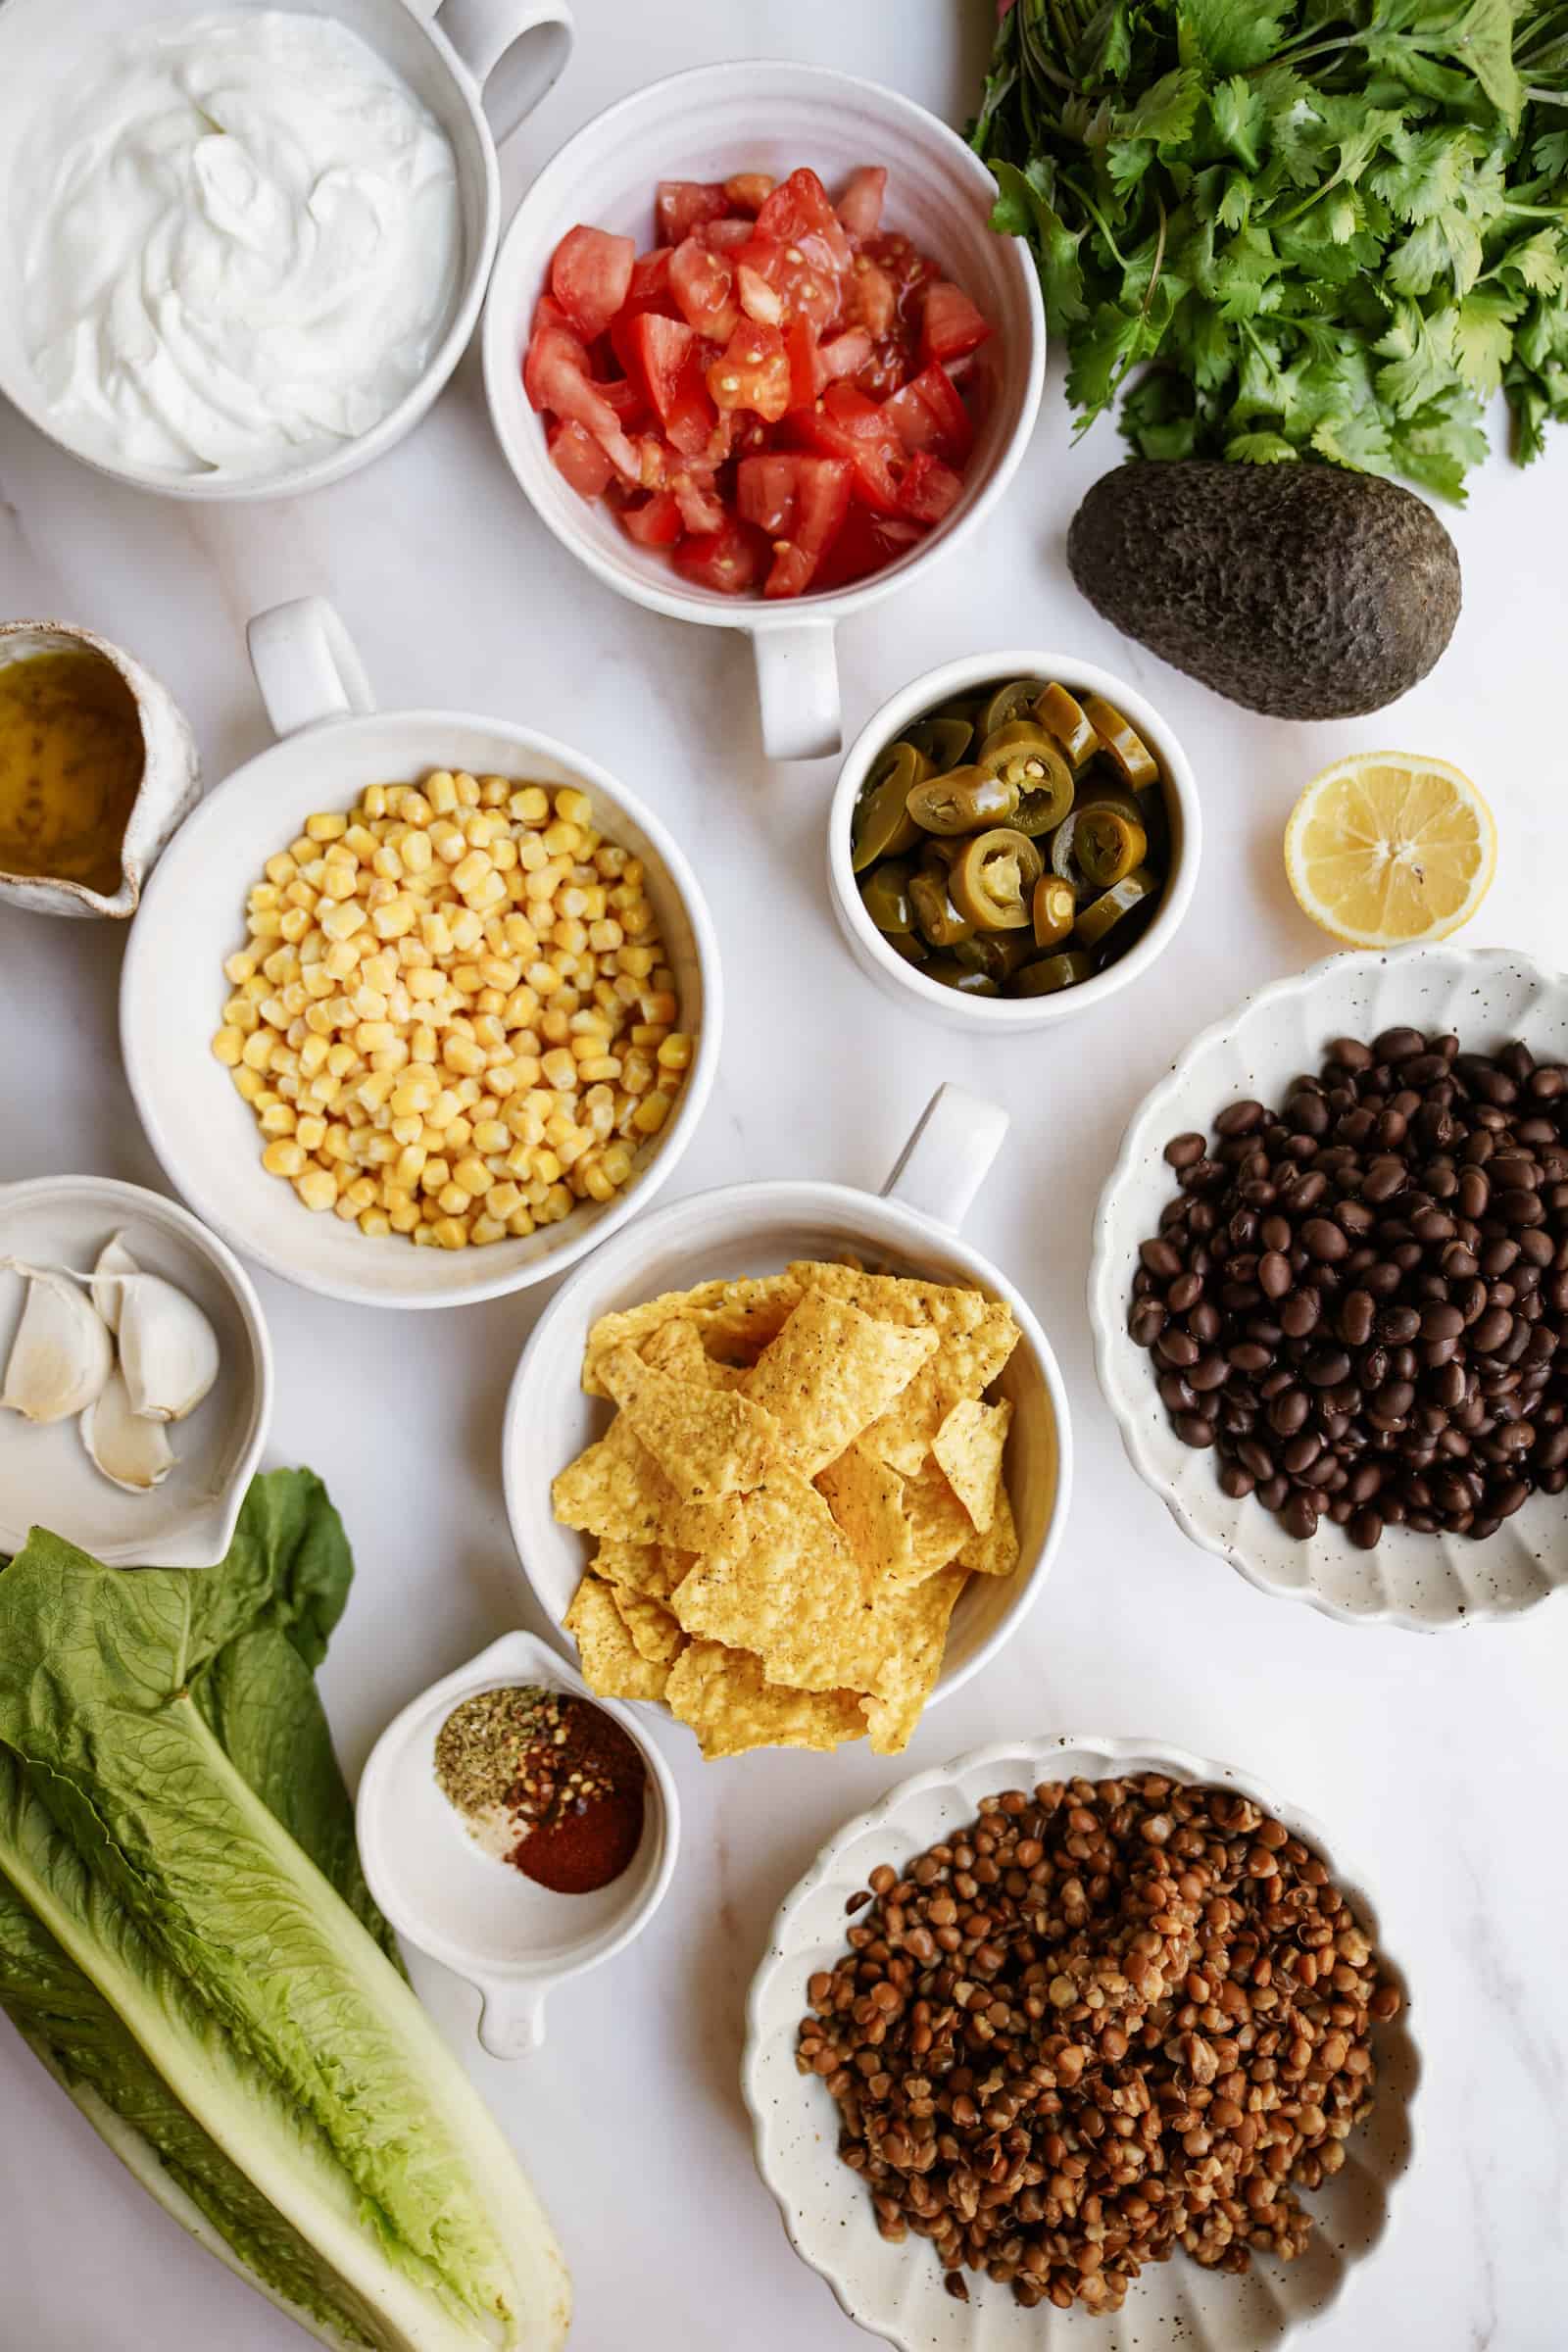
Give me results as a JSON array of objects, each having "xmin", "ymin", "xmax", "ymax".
[
  {"xmin": 798, "ymin": 1773, "xmax": 1402, "ymax": 2315},
  {"xmin": 435, "ymin": 1683, "xmax": 645, "ymax": 1895}
]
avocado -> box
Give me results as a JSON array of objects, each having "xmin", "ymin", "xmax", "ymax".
[{"xmin": 1066, "ymin": 462, "xmax": 1461, "ymax": 720}]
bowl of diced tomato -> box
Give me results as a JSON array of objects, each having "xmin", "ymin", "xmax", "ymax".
[{"xmin": 481, "ymin": 60, "xmax": 1044, "ymax": 761}]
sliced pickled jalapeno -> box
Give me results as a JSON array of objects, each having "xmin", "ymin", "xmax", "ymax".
[
  {"xmin": 1033, "ymin": 682, "xmax": 1098, "ymax": 769},
  {"xmin": 1049, "ymin": 812, "xmax": 1096, "ymax": 900},
  {"xmin": 908, "ymin": 864, "xmax": 974, "ymax": 948},
  {"xmin": 1006, "ymin": 949, "xmax": 1094, "ymax": 997},
  {"xmin": 1075, "ymin": 863, "xmax": 1159, "ymax": 950},
  {"xmin": 977, "ymin": 678, "xmax": 1046, "ymax": 739},
  {"xmin": 859, "ymin": 858, "xmax": 916, "ymax": 935},
  {"xmin": 1080, "ymin": 695, "xmax": 1159, "ymax": 790},
  {"xmin": 852, "ymin": 740, "xmax": 931, "ymax": 871},
  {"xmin": 953, "ymin": 931, "xmax": 1036, "ymax": 980},
  {"xmin": 886, "ymin": 930, "xmax": 929, "ymax": 965},
  {"xmin": 1031, "ymin": 874, "xmax": 1078, "ymax": 951},
  {"xmin": 950, "ymin": 827, "xmax": 1043, "ymax": 931},
  {"xmin": 974, "ymin": 723, "xmax": 1075, "ymax": 830},
  {"xmin": 1075, "ymin": 807, "xmax": 1148, "ymax": 890},
  {"xmin": 921, "ymin": 957, "xmax": 1000, "ymax": 997},
  {"xmin": 906, "ymin": 765, "xmax": 1020, "ymax": 836},
  {"xmin": 906, "ymin": 714, "xmax": 974, "ymax": 768}
]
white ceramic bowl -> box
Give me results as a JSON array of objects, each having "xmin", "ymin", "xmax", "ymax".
[
  {"xmin": 121, "ymin": 596, "xmax": 721, "ymax": 1309},
  {"xmin": 1090, "ymin": 945, "xmax": 1568, "ymax": 1630},
  {"xmin": 357, "ymin": 1630, "xmax": 678, "ymax": 2057},
  {"xmin": 482, "ymin": 60, "xmax": 1045, "ymax": 761},
  {"xmin": 502, "ymin": 1084, "xmax": 1071, "ymax": 1723},
  {"xmin": 744, "ymin": 1733, "xmax": 1419, "ymax": 2352},
  {"xmin": 0, "ymin": 0, "xmax": 571, "ymax": 502},
  {"xmin": 830, "ymin": 650, "xmax": 1200, "ymax": 1034},
  {"xmin": 0, "ymin": 1175, "xmax": 270, "ymax": 1566}
]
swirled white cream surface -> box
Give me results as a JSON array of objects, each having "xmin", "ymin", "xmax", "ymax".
[{"xmin": 17, "ymin": 11, "xmax": 463, "ymax": 477}]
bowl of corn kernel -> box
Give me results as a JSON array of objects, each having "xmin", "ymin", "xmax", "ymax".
[{"xmin": 120, "ymin": 597, "xmax": 720, "ymax": 1308}]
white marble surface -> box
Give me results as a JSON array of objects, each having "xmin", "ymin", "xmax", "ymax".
[{"xmin": 1, "ymin": 2, "xmax": 1565, "ymax": 2346}]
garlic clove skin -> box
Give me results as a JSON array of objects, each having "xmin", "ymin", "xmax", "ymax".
[
  {"xmin": 118, "ymin": 1273, "xmax": 220, "ymax": 1423},
  {"xmin": 91, "ymin": 1232, "xmax": 140, "ymax": 1335},
  {"xmin": 80, "ymin": 1365, "xmax": 176, "ymax": 1492},
  {"xmin": 1, "ymin": 1268, "xmax": 113, "ymax": 1423}
]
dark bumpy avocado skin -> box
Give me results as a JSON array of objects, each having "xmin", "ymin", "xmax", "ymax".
[{"xmin": 1067, "ymin": 462, "xmax": 1462, "ymax": 720}]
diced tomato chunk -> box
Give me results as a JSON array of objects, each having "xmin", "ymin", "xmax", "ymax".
[
  {"xmin": 669, "ymin": 237, "xmax": 739, "ymax": 342},
  {"xmin": 708, "ymin": 319, "xmax": 792, "ymax": 423},
  {"xmin": 819, "ymin": 328, "xmax": 873, "ymax": 383},
  {"xmin": 671, "ymin": 473, "xmax": 726, "ymax": 535},
  {"xmin": 723, "ymin": 172, "xmax": 774, "ymax": 214},
  {"xmin": 787, "ymin": 381, "xmax": 906, "ymax": 513},
  {"xmin": 736, "ymin": 261, "xmax": 785, "ymax": 328},
  {"xmin": 920, "ymin": 279, "xmax": 992, "ymax": 367},
  {"xmin": 755, "ymin": 168, "xmax": 855, "ymax": 275},
  {"xmin": 619, "ymin": 490, "xmax": 683, "ymax": 547},
  {"xmin": 896, "ymin": 451, "xmax": 963, "ymax": 524},
  {"xmin": 760, "ymin": 455, "xmax": 853, "ymax": 597},
  {"xmin": 550, "ymin": 225, "xmax": 635, "ymax": 342},
  {"xmin": 672, "ymin": 518, "xmax": 767, "ymax": 594},
  {"xmin": 548, "ymin": 417, "xmax": 615, "ymax": 500},
  {"xmin": 733, "ymin": 239, "xmax": 838, "ymax": 334},
  {"xmin": 812, "ymin": 504, "xmax": 922, "ymax": 591},
  {"xmin": 596, "ymin": 375, "xmax": 649, "ymax": 426},
  {"xmin": 656, "ymin": 180, "xmax": 728, "ymax": 244},
  {"xmin": 882, "ymin": 362, "xmax": 975, "ymax": 463},
  {"xmin": 848, "ymin": 263, "xmax": 897, "ymax": 338},
  {"xmin": 532, "ymin": 292, "xmax": 574, "ymax": 338},
  {"xmin": 695, "ymin": 217, "xmax": 754, "ymax": 254},
  {"xmin": 736, "ymin": 453, "xmax": 800, "ymax": 537},
  {"xmin": 783, "ymin": 319, "xmax": 823, "ymax": 411},
  {"xmin": 836, "ymin": 167, "xmax": 887, "ymax": 240},
  {"xmin": 523, "ymin": 326, "xmax": 640, "ymax": 478},
  {"xmin": 622, "ymin": 314, "xmax": 717, "ymax": 457}
]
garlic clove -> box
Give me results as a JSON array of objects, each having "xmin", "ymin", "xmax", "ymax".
[
  {"xmin": 91, "ymin": 1231, "xmax": 140, "ymax": 1335},
  {"xmin": 80, "ymin": 1365, "xmax": 176, "ymax": 1492},
  {"xmin": 1, "ymin": 1268, "xmax": 113, "ymax": 1423},
  {"xmin": 118, "ymin": 1272, "xmax": 220, "ymax": 1423}
]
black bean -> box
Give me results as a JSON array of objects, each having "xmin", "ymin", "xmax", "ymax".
[
  {"xmin": 1374, "ymin": 1026, "xmax": 1426, "ymax": 1063},
  {"xmin": 1156, "ymin": 1329, "xmax": 1200, "ymax": 1369},
  {"xmin": 1175, "ymin": 1413, "xmax": 1216, "ymax": 1448},
  {"xmin": 1140, "ymin": 1238, "xmax": 1183, "ymax": 1281},
  {"xmin": 1215, "ymin": 1099, "xmax": 1265, "ymax": 1137},
  {"xmin": 1472, "ymin": 1307, "xmax": 1513, "ymax": 1353},
  {"xmin": 1280, "ymin": 1292, "xmax": 1321, "ymax": 1339},
  {"xmin": 1258, "ymin": 1250, "xmax": 1292, "ymax": 1299},
  {"xmin": 1339, "ymin": 1291, "xmax": 1376, "ymax": 1348},
  {"xmin": 1282, "ymin": 1494, "xmax": 1319, "ymax": 1540},
  {"xmin": 1130, "ymin": 1301, "xmax": 1167, "ymax": 1347},
  {"xmin": 1164, "ymin": 1133, "xmax": 1205, "ymax": 1168}
]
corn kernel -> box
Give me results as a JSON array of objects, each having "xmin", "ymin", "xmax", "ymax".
[
  {"xmin": 296, "ymin": 1166, "xmax": 339, "ymax": 1211},
  {"xmin": 634, "ymin": 1092, "xmax": 672, "ymax": 1136},
  {"xmin": 212, "ymin": 1026, "xmax": 244, "ymax": 1066}
]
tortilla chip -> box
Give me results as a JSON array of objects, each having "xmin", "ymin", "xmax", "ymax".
[
  {"xmin": 898, "ymin": 1456, "xmax": 975, "ymax": 1579},
  {"xmin": 957, "ymin": 1480, "xmax": 1020, "ymax": 1579},
  {"xmin": 787, "ymin": 1261, "xmax": 990, "ymax": 1336},
  {"xmin": 932, "ymin": 1396, "xmax": 1012, "ymax": 1534},
  {"xmin": 554, "ymin": 1416, "xmax": 720, "ymax": 1548},
  {"xmin": 583, "ymin": 1275, "xmax": 803, "ymax": 1394},
  {"xmin": 860, "ymin": 1301, "xmax": 1020, "ymax": 1477},
  {"xmin": 564, "ymin": 1574, "xmax": 672, "ymax": 1700},
  {"xmin": 600, "ymin": 1344, "xmax": 779, "ymax": 1501},
  {"xmin": 816, "ymin": 1443, "xmax": 915, "ymax": 1584},
  {"xmin": 665, "ymin": 1641, "xmax": 865, "ymax": 1759},
  {"xmin": 743, "ymin": 1294, "xmax": 939, "ymax": 1478},
  {"xmin": 591, "ymin": 1538, "xmax": 692, "ymax": 1603},
  {"xmin": 669, "ymin": 1469, "xmax": 889, "ymax": 1693},
  {"xmin": 860, "ymin": 1565, "xmax": 968, "ymax": 1755},
  {"xmin": 640, "ymin": 1316, "xmax": 747, "ymax": 1389},
  {"xmin": 609, "ymin": 1582, "xmax": 686, "ymax": 1666}
]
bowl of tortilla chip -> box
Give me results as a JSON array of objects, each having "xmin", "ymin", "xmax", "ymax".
[{"xmin": 502, "ymin": 1083, "xmax": 1071, "ymax": 1759}]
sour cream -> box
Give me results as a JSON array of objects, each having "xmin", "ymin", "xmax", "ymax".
[{"xmin": 17, "ymin": 11, "xmax": 463, "ymax": 477}]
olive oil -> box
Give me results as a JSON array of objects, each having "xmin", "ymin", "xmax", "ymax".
[{"xmin": 0, "ymin": 649, "xmax": 143, "ymax": 896}]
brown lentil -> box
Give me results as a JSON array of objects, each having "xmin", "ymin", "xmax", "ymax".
[
  {"xmin": 797, "ymin": 1774, "xmax": 1400, "ymax": 2316},
  {"xmin": 1129, "ymin": 1030, "xmax": 1568, "ymax": 1543}
]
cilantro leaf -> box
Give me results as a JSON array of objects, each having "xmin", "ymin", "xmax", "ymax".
[
  {"xmin": 1208, "ymin": 75, "xmax": 1266, "ymax": 171},
  {"xmin": 1224, "ymin": 429, "xmax": 1299, "ymax": 461},
  {"xmin": 988, "ymin": 161, "xmax": 1089, "ymax": 328},
  {"xmin": 1178, "ymin": 0, "xmax": 1294, "ymax": 74}
]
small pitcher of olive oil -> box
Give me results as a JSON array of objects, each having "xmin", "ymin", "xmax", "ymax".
[{"xmin": 0, "ymin": 622, "xmax": 199, "ymax": 917}]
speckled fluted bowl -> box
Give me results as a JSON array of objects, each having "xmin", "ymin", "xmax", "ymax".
[
  {"xmin": 1089, "ymin": 945, "xmax": 1568, "ymax": 1631},
  {"xmin": 743, "ymin": 1735, "xmax": 1419, "ymax": 2352}
]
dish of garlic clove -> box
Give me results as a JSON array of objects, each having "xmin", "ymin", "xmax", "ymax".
[{"xmin": 1, "ymin": 1234, "xmax": 220, "ymax": 1494}]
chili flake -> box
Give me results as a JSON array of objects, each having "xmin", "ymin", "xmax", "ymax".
[{"xmin": 434, "ymin": 1683, "xmax": 645, "ymax": 1895}]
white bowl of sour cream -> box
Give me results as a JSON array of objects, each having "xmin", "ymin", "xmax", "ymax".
[{"xmin": 0, "ymin": 0, "xmax": 572, "ymax": 500}]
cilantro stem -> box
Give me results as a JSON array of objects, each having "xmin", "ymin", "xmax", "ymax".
[
  {"xmin": 1523, "ymin": 85, "xmax": 1568, "ymax": 104},
  {"xmin": 1059, "ymin": 169, "xmax": 1130, "ymax": 268}
]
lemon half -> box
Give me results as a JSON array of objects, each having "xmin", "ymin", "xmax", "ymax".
[{"xmin": 1284, "ymin": 752, "xmax": 1495, "ymax": 950}]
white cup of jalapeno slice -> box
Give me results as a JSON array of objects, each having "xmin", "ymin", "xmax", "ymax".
[{"xmin": 828, "ymin": 651, "xmax": 1201, "ymax": 1032}]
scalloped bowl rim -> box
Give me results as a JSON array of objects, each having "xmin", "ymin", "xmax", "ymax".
[
  {"xmin": 743, "ymin": 1731, "xmax": 1420, "ymax": 2352},
  {"xmin": 1087, "ymin": 944, "xmax": 1568, "ymax": 1632}
]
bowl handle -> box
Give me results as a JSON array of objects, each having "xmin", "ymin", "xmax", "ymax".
[
  {"xmin": 753, "ymin": 621, "xmax": 840, "ymax": 762},
  {"xmin": 246, "ymin": 598, "xmax": 376, "ymax": 741},
  {"xmin": 881, "ymin": 1084, "xmax": 1008, "ymax": 1234},
  {"xmin": 436, "ymin": 0, "xmax": 573, "ymax": 145},
  {"xmin": 477, "ymin": 1981, "xmax": 548, "ymax": 2059}
]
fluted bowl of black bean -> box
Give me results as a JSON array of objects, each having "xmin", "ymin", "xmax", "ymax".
[{"xmin": 1089, "ymin": 946, "xmax": 1568, "ymax": 1630}]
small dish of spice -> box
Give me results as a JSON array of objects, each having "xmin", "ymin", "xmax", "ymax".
[
  {"xmin": 356, "ymin": 1630, "xmax": 679, "ymax": 2058},
  {"xmin": 434, "ymin": 1684, "xmax": 646, "ymax": 1896}
]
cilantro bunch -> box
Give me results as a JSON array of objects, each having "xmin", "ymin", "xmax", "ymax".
[{"xmin": 970, "ymin": 0, "xmax": 1568, "ymax": 497}]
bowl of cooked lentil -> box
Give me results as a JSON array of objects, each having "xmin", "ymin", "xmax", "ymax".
[
  {"xmin": 743, "ymin": 1734, "xmax": 1417, "ymax": 2351},
  {"xmin": 1090, "ymin": 945, "xmax": 1568, "ymax": 1628},
  {"xmin": 120, "ymin": 596, "xmax": 720, "ymax": 1308}
]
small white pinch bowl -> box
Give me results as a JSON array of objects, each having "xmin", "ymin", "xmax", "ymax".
[
  {"xmin": 1091, "ymin": 945, "xmax": 1568, "ymax": 1630},
  {"xmin": 0, "ymin": 0, "xmax": 572, "ymax": 502},
  {"xmin": 829, "ymin": 650, "xmax": 1200, "ymax": 1034},
  {"xmin": 483, "ymin": 61, "xmax": 1045, "ymax": 762},
  {"xmin": 0, "ymin": 620, "xmax": 199, "ymax": 920},
  {"xmin": 356, "ymin": 1629, "xmax": 679, "ymax": 2057},
  {"xmin": 121, "ymin": 595, "xmax": 720, "ymax": 1310},
  {"xmin": 743, "ymin": 1733, "xmax": 1419, "ymax": 2352},
  {"xmin": 503, "ymin": 1083, "xmax": 1072, "ymax": 1716},
  {"xmin": 0, "ymin": 1175, "xmax": 270, "ymax": 1567}
]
